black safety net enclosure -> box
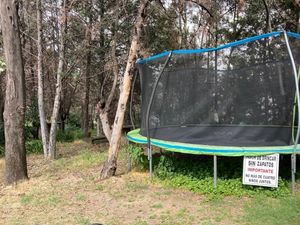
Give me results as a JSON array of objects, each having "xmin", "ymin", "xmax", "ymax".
[{"xmin": 130, "ymin": 32, "xmax": 300, "ymax": 150}]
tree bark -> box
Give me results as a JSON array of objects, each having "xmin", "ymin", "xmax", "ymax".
[
  {"xmin": 99, "ymin": 36, "xmax": 119, "ymax": 143},
  {"xmin": 100, "ymin": 0, "xmax": 150, "ymax": 179},
  {"xmin": 0, "ymin": 0, "xmax": 28, "ymax": 184},
  {"xmin": 0, "ymin": 74, "xmax": 4, "ymax": 124},
  {"xmin": 262, "ymin": 0, "xmax": 272, "ymax": 33},
  {"xmin": 36, "ymin": 0, "xmax": 49, "ymax": 157},
  {"xmin": 48, "ymin": 0, "xmax": 67, "ymax": 159},
  {"xmin": 83, "ymin": 11, "xmax": 92, "ymax": 138},
  {"xmin": 297, "ymin": 9, "xmax": 300, "ymax": 33}
]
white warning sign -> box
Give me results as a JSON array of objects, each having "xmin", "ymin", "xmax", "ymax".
[{"xmin": 243, "ymin": 154, "xmax": 279, "ymax": 188}]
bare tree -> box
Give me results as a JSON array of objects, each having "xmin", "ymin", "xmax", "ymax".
[
  {"xmin": 82, "ymin": 1, "xmax": 93, "ymax": 138},
  {"xmin": 37, "ymin": 0, "xmax": 49, "ymax": 157},
  {"xmin": 100, "ymin": 0, "xmax": 150, "ymax": 179},
  {"xmin": 0, "ymin": 0, "xmax": 28, "ymax": 184},
  {"xmin": 48, "ymin": 0, "xmax": 68, "ymax": 159}
]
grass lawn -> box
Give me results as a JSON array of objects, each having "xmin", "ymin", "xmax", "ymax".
[{"xmin": 0, "ymin": 140, "xmax": 299, "ymax": 225}]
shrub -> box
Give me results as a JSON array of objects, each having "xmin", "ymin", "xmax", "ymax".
[
  {"xmin": 67, "ymin": 113, "xmax": 81, "ymax": 129},
  {"xmin": 153, "ymin": 153, "xmax": 291, "ymax": 199},
  {"xmin": 25, "ymin": 139, "xmax": 43, "ymax": 154},
  {"xmin": 57, "ymin": 130, "xmax": 75, "ymax": 142},
  {"xmin": 73, "ymin": 129, "xmax": 84, "ymax": 140},
  {"xmin": 128, "ymin": 144, "xmax": 148, "ymax": 170},
  {"xmin": 129, "ymin": 148, "xmax": 292, "ymax": 199}
]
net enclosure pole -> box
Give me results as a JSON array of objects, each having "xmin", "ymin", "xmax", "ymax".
[
  {"xmin": 145, "ymin": 52, "xmax": 173, "ymax": 178},
  {"xmin": 283, "ymin": 31, "xmax": 300, "ymax": 195},
  {"xmin": 213, "ymin": 27, "xmax": 218, "ymax": 189}
]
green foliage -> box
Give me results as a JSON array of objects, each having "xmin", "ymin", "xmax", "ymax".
[
  {"xmin": 154, "ymin": 154, "xmax": 292, "ymax": 199},
  {"xmin": 67, "ymin": 113, "xmax": 81, "ymax": 129},
  {"xmin": 142, "ymin": 4, "xmax": 180, "ymax": 53},
  {"xmin": 0, "ymin": 139, "xmax": 43, "ymax": 156},
  {"xmin": 25, "ymin": 97, "xmax": 40, "ymax": 140},
  {"xmin": 56, "ymin": 129, "xmax": 84, "ymax": 142},
  {"xmin": 25, "ymin": 139, "xmax": 43, "ymax": 154},
  {"xmin": 57, "ymin": 130, "xmax": 75, "ymax": 143},
  {"xmin": 130, "ymin": 149, "xmax": 293, "ymax": 199},
  {"xmin": 73, "ymin": 129, "xmax": 84, "ymax": 140},
  {"xmin": 0, "ymin": 59, "xmax": 5, "ymax": 73},
  {"xmin": 127, "ymin": 144, "xmax": 148, "ymax": 170},
  {"xmin": 24, "ymin": 125, "xmax": 36, "ymax": 141}
]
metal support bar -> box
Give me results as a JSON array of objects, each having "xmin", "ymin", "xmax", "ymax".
[
  {"xmin": 214, "ymin": 155, "xmax": 217, "ymax": 188},
  {"xmin": 283, "ymin": 31, "xmax": 300, "ymax": 195},
  {"xmin": 145, "ymin": 52, "xmax": 173, "ymax": 178}
]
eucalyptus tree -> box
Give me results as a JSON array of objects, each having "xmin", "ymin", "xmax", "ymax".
[{"xmin": 0, "ymin": 0, "xmax": 28, "ymax": 184}]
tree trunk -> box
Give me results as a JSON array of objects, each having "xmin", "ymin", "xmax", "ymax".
[
  {"xmin": 262, "ymin": 0, "xmax": 272, "ymax": 33},
  {"xmin": 99, "ymin": 36, "xmax": 119, "ymax": 143},
  {"xmin": 0, "ymin": 74, "xmax": 4, "ymax": 124},
  {"xmin": 297, "ymin": 10, "xmax": 300, "ymax": 33},
  {"xmin": 48, "ymin": 0, "xmax": 67, "ymax": 159},
  {"xmin": 100, "ymin": 0, "xmax": 150, "ymax": 179},
  {"xmin": 96, "ymin": 116, "xmax": 102, "ymax": 136},
  {"xmin": 36, "ymin": 0, "xmax": 49, "ymax": 157},
  {"xmin": 99, "ymin": 111, "xmax": 112, "ymax": 141},
  {"xmin": 0, "ymin": 70, "xmax": 4, "ymax": 146},
  {"xmin": 0, "ymin": 0, "xmax": 28, "ymax": 184},
  {"xmin": 82, "ymin": 16, "xmax": 92, "ymax": 138}
]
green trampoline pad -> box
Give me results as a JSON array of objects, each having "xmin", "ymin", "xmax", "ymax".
[{"xmin": 127, "ymin": 129, "xmax": 300, "ymax": 157}]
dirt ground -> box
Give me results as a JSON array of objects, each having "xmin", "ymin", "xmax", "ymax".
[{"xmin": 0, "ymin": 140, "xmax": 257, "ymax": 225}]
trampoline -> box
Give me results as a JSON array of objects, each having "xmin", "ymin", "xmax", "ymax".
[{"xmin": 127, "ymin": 31, "xmax": 300, "ymax": 191}]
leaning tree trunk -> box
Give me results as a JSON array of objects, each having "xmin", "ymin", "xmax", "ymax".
[
  {"xmin": 0, "ymin": 0, "xmax": 28, "ymax": 184},
  {"xmin": 48, "ymin": 0, "xmax": 67, "ymax": 159},
  {"xmin": 37, "ymin": 0, "xmax": 49, "ymax": 157},
  {"xmin": 100, "ymin": 0, "xmax": 150, "ymax": 179}
]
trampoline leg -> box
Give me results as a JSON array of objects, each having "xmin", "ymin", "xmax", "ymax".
[
  {"xmin": 148, "ymin": 147, "xmax": 153, "ymax": 178},
  {"xmin": 291, "ymin": 153, "xmax": 296, "ymax": 195},
  {"xmin": 149, "ymin": 154, "xmax": 153, "ymax": 178},
  {"xmin": 214, "ymin": 155, "xmax": 217, "ymax": 188}
]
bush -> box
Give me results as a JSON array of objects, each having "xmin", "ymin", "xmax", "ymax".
[
  {"xmin": 0, "ymin": 139, "xmax": 44, "ymax": 156},
  {"xmin": 153, "ymin": 153, "xmax": 291, "ymax": 199},
  {"xmin": 67, "ymin": 113, "xmax": 81, "ymax": 129},
  {"xmin": 128, "ymin": 144, "xmax": 148, "ymax": 170},
  {"xmin": 57, "ymin": 130, "xmax": 75, "ymax": 143},
  {"xmin": 25, "ymin": 139, "xmax": 43, "ymax": 154},
  {"xmin": 129, "ymin": 148, "xmax": 292, "ymax": 199},
  {"xmin": 73, "ymin": 129, "xmax": 84, "ymax": 140}
]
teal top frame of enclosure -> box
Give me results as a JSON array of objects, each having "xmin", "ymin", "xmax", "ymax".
[{"xmin": 128, "ymin": 31, "xmax": 300, "ymax": 157}]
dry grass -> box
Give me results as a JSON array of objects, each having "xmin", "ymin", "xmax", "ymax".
[{"xmin": 0, "ymin": 140, "xmax": 248, "ymax": 225}]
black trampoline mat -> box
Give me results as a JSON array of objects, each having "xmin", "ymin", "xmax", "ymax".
[{"xmin": 140, "ymin": 125, "xmax": 293, "ymax": 147}]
